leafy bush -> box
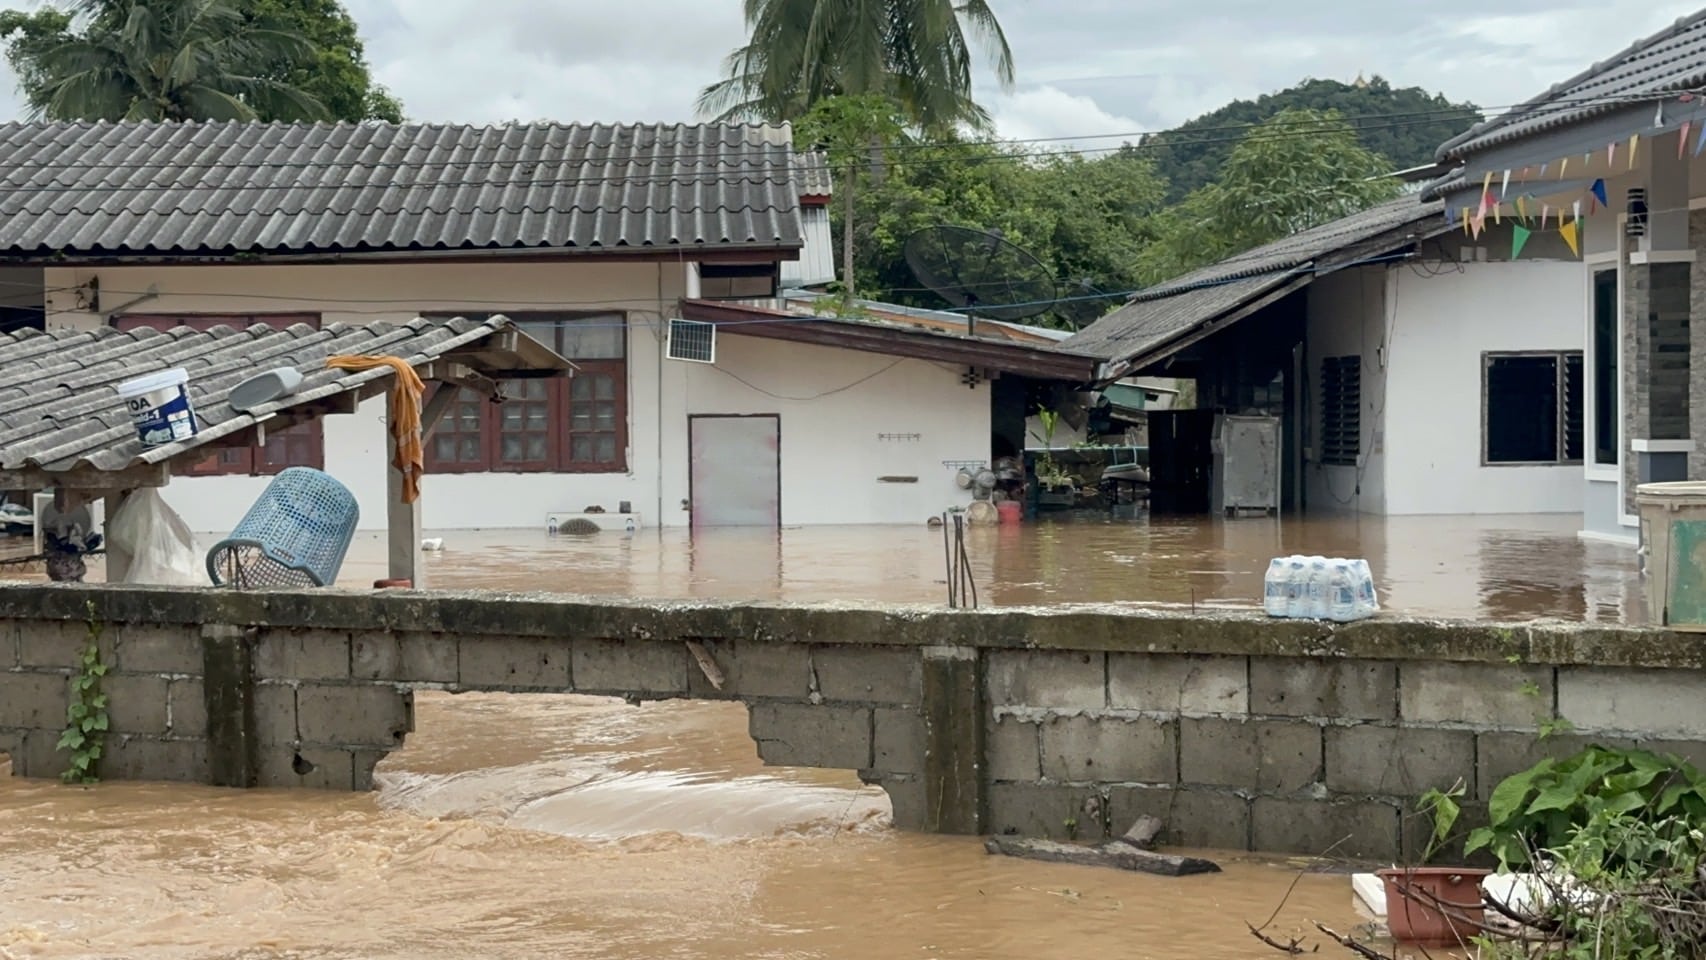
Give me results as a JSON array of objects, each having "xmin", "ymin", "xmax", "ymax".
[{"xmin": 1467, "ymin": 746, "xmax": 1706, "ymax": 870}]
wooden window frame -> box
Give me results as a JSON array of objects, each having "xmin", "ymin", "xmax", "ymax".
[
  {"xmin": 111, "ymin": 313, "xmax": 325, "ymax": 477},
  {"xmin": 1481, "ymin": 350, "xmax": 1585, "ymax": 467},
  {"xmin": 421, "ymin": 311, "xmax": 628, "ymax": 475}
]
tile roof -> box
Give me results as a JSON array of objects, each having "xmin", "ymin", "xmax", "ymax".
[
  {"xmin": 794, "ymin": 150, "xmax": 834, "ymax": 196},
  {"xmin": 0, "ymin": 317, "xmax": 566, "ymax": 480},
  {"xmin": 1437, "ymin": 10, "xmax": 1706, "ymax": 159},
  {"xmin": 0, "ymin": 120, "xmax": 807, "ymax": 258},
  {"xmin": 1063, "ymin": 195, "xmax": 1444, "ymax": 365}
]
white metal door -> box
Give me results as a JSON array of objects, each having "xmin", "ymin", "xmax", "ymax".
[{"xmin": 689, "ymin": 415, "xmax": 781, "ymax": 527}]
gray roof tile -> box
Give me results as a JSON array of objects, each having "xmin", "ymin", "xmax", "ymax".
[
  {"xmin": 0, "ymin": 120, "xmax": 808, "ymax": 257},
  {"xmin": 794, "ymin": 150, "xmax": 834, "ymax": 196},
  {"xmin": 1063, "ymin": 196, "xmax": 1443, "ymax": 364},
  {"xmin": 0, "ymin": 316, "xmax": 564, "ymax": 477},
  {"xmin": 1438, "ymin": 10, "xmax": 1706, "ymax": 159}
]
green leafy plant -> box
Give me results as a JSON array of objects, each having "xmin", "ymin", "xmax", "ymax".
[
  {"xmin": 1466, "ymin": 746, "xmax": 1706, "ymax": 870},
  {"xmin": 1029, "ymin": 410, "xmax": 1079, "ymax": 492},
  {"xmin": 57, "ymin": 600, "xmax": 108, "ymax": 784},
  {"xmin": 1414, "ymin": 779, "xmax": 1466, "ymax": 863}
]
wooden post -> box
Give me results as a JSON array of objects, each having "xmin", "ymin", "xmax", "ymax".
[
  {"xmin": 385, "ymin": 389, "xmax": 422, "ymax": 588},
  {"xmin": 103, "ymin": 490, "xmax": 133, "ymax": 583}
]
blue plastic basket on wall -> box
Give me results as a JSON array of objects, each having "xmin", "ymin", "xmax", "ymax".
[{"xmin": 206, "ymin": 467, "xmax": 361, "ymax": 588}]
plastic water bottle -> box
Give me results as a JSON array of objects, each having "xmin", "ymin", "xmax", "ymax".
[
  {"xmin": 1327, "ymin": 561, "xmax": 1358, "ymax": 622},
  {"xmin": 1305, "ymin": 557, "xmax": 1330, "ymax": 619},
  {"xmin": 1264, "ymin": 559, "xmax": 1289, "ymax": 617},
  {"xmin": 1284, "ymin": 556, "xmax": 1309, "ymax": 617},
  {"xmin": 1351, "ymin": 558, "xmax": 1378, "ymax": 616}
]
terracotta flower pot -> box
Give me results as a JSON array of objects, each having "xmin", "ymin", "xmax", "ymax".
[{"xmin": 1377, "ymin": 866, "xmax": 1492, "ymax": 947}]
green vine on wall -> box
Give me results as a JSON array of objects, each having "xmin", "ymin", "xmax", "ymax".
[{"xmin": 57, "ymin": 600, "xmax": 109, "ymax": 784}]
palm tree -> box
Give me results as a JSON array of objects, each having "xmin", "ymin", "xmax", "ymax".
[
  {"xmin": 5, "ymin": 0, "xmax": 327, "ymax": 123},
  {"xmin": 698, "ymin": 0, "xmax": 1014, "ymax": 133}
]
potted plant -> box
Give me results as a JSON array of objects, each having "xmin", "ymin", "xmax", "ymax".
[
  {"xmin": 1377, "ymin": 783, "xmax": 1493, "ymax": 947},
  {"xmin": 1030, "ymin": 410, "xmax": 1079, "ymax": 509}
]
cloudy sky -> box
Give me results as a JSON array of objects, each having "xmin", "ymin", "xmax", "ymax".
[{"xmin": 0, "ymin": 0, "xmax": 1701, "ymax": 140}]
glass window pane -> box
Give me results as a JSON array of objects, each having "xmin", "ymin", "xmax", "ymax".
[
  {"xmin": 1486, "ymin": 356, "xmax": 1559, "ymax": 463},
  {"xmin": 596, "ymin": 436, "xmax": 616, "ymax": 462},
  {"xmin": 458, "ymin": 437, "xmax": 481, "ymax": 461},
  {"xmin": 435, "ymin": 436, "xmax": 457, "ymax": 461},
  {"xmin": 526, "ymin": 407, "xmax": 547, "ymax": 430},
  {"xmin": 558, "ymin": 318, "xmax": 625, "ymax": 359},
  {"xmin": 502, "ymin": 436, "xmax": 524, "ymax": 461},
  {"xmin": 594, "ymin": 404, "xmax": 615, "ymax": 430},
  {"xmin": 502, "ymin": 406, "xmax": 523, "ymax": 427},
  {"xmin": 571, "ymin": 375, "xmax": 593, "ymax": 400},
  {"xmin": 526, "ymin": 436, "xmax": 547, "ymax": 460},
  {"xmin": 594, "ymin": 375, "xmax": 615, "ymax": 401},
  {"xmin": 572, "ymin": 436, "xmax": 594, "ymax": 461}
]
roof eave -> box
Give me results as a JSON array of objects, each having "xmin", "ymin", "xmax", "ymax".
[
  {"xmin": 1, "ymin": 240, "xmax": 808, "ymax": 268},
  {"xmin": 679, "ymin": 298, "xmax": 1101, "ymax": 381}
]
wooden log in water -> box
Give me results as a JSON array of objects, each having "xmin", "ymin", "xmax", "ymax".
[{"xmin": 983, "ymin": 836, "xmax": 1221, "ymax": 877}]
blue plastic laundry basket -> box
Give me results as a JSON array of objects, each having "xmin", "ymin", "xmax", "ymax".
[{"xmin": 206, "ymin": 467, "xmax": 360, "ymax": 588}]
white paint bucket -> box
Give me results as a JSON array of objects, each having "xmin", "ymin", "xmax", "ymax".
[{"xmin": 115, "ymin": 368, "xmax": 197, "ymax": 447}]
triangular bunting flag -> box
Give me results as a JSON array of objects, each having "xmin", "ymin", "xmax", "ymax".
[
  {"xmin": 1560, "ymin": 220, "xmax": 1580, "ymax": 257},
  {"xmin": 1541, "ymin": 203, "xmax": 1551, "ymax": 229},
  {"xmin": 1591, "ymin": 178, "xmax": 1608, "ymax": 208},
  {"xmin": 1501, "ymin": 169, "xmax": 1511, "ymax": 198},
  {"xmin": 1608, "ymin": 141, "xmax": 1617, "ymax": 166},
  {"xmin": 1540, "ymin": 161, "xmax": 1550, "ymax": 177},
  {"xmin": 1683, "ymin": 121, "xmax": 1694, "ymax": 159},
  {"xmin": 1471, "ymin": 213, "xmax": 1485, "ymax": 240},
  {"xmin": 1560, "ymin": 157, "xmax": 1569, "ymax": 177},
  {"xmin": 1445, "ymin": 206, "xmax": 1456, "ymax": 226},
  {"xmin": 1573, "ymin": 199, "xmax": 1582, "ymax": 223},
  {"xmin": 1694, "ymin": 120, "xmax": 1706, "ymax": 157},
  {"xmin": 1481, "ymin": 171, "xmax": 1493, "ymax": 194},
  {"xmin": 1512, "ymin": 224, "xmax": 1532, "ymax": 259},
  {"xmin": 1494, "ymin": 202, "xmax": 1502, "ymax": 225},
  {"xmin": 1630, "ymin": 133, "xmax": 1640, "ymax": 168},
  {"xmin": 1462, "ymin": 208, "xmax": 1472, "ymax": 236}
]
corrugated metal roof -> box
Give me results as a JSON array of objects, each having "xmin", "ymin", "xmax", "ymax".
[
  {"xmin": 794, "ymin": 150, "xmax": 834, "ymax": 196},
  {"xmin": 1063, "ymin": 195, "xmax": 1444, "ymax": 364},
  {"xmin": 0, "ymin": 317, "xmax": 566, "ymax": 478},
  {"xmin": 1437, "ymin": 10, "xmax": 1706, "ymax": 159},
  {"xmin": 0, "ymin": 120, "xmax": 807, "ymax": 257}
]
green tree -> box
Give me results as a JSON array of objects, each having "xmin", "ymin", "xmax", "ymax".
[
  {"xmin": 1134, "ymin": 108, "xmax": 1403, "ymax": 284},
  {"xmin": 800, "ymin": 117, "xmax": 1167, "ymax": 328},
  {"xmin": 0, "ymin": 0, "xmax": 400, "ymax": 123},
  {"xmin": 701, "ymin": 0, "xmax": 1014, "ymax": 133},
  {"xmin": 794, "ymin": 93, "xmax": 906, "ymax": 302},
  {"xmin": 1141, "ymin": 77, "xmax": 1479, "ymax": 202},
  {"xmin": 250, "ymin": 0, "xmax": 400, "ymax": 121}
]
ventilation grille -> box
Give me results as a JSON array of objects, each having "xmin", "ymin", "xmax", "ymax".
[
  {"xmin": 666, "ymin": 318, "xmax": 716, "ymax": 363},
  {"xmin": 1319, "ymin": 355, "xmax": 1361, "ymax": 467}
]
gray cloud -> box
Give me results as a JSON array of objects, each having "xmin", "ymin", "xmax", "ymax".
[{"xmin": 0, "ymin": 0, "xmax": 1699, "ymax": 145}]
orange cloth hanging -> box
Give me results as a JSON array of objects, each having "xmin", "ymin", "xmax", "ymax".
[{"xmin": 326, "ymin": 355, "xmax": 426, "ymax": 504}]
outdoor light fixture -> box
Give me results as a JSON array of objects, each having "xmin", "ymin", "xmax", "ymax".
[{"xmin": 1627, "ymin": 187, "xmax": 1649, "ymax": 237}]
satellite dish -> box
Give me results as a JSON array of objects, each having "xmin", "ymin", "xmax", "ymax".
[{"xmin": 903, "ymin": 226, "xmax": 1058, "ymax": 323}]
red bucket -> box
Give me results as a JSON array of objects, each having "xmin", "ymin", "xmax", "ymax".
[{"xmin": 995, "ymin": 501, "xmax": 1022, "ymax": 524}]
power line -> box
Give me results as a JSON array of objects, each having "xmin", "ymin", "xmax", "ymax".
[
  {"xmin": 0, "ymin": 114, "xmax": 1476, "ymax": 200},
  {"xmin": 0, "ymin": 85, "xmax": 1686, "ymax": 177}
]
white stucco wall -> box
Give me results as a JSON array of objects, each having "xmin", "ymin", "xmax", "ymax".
[
  {"xmin": 1383, "ymin": 260, "xmax": 1584, "ymax": 514},
  {"xmin": 1304, "ymin": 260, "xmax": 1584, "ymax": 515},
  {"xmin": 1304, "ymin": 267, "xmax": 1389, "ymax": 514},
  {"xmin": 43, "ymin": 260, "xmax": 985, "ymax": 532}
]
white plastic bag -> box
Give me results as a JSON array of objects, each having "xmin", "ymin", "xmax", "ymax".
[{"xmin": 107, "ymin": 488, "xmax": 204, "ymax": 586}]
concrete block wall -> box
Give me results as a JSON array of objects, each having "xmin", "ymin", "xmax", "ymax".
[
  {"xmin": 4, "ymin": 585, "xmax": 1706, "ymax": 860},
  {"xmin": 984, "ymin": 653, "xmax": 1706, "ymax": 859}
]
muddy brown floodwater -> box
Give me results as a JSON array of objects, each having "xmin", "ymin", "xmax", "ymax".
[{"xmin": 0, "ymin": 512, "xmax": 1636, "ymax": 957}]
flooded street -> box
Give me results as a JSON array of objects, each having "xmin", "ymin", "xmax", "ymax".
[
  {"xmin": 335, "ymin": 512, "xmax": 1643, "ymax": 623},
  {"xmin": 2, "ymin": 693, "xmax": 1361, "ymax": 960},
  {"xmin": 0, "ymin": 512, "xmax": 1637, "ymax": 957}
]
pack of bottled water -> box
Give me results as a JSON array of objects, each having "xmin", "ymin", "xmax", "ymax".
[{"xmin": 1263, "ymin": 555, "xmax": 1378, "ymax": 621}]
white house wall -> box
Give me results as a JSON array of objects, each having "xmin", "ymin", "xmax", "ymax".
[
  {"xmin": 1382, "ymin": 260, "xmax": 1584, "ymax": 515},
  {"xmin": 668, "ymin": 334, "xmax": 987, "ymax": 527},
  {"xmin": 1304, "ymin": 267, "xmax": 1389, "ymax": 514},
  {"xmin": 41, "ymin": 260, "xmax": 983, "ymax": 533}
]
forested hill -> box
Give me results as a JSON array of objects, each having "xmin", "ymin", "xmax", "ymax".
[{"xmin": 1140, "ymin": 76, "xmax": 1482, "ymax": 201}]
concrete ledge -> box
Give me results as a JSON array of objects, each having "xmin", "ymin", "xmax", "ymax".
[{"xmin": 6, "ymin": 584, "xmax": 1706, "ymax": 669}]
